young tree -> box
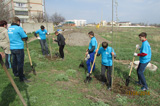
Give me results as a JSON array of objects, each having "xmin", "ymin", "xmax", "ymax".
[{"xmin": 50, "ymin": 12, "xmax": 65, "ymax": 25}]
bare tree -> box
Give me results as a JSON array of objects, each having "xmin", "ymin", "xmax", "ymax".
[
  {"xmin": 50, "ymin": 12, "xmax": 65, "ymax": 25},
  {"xmin": 31, "ymin": 12, "xmax": 44, "ymax": 22},
  {"xmin": 0, "ymin": 2, "xmax": 10, "ymax": 21}
]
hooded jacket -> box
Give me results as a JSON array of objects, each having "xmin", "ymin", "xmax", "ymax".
[{"xmin": 0, "ymin": 27, "xmax": 11, "ymax": 54}]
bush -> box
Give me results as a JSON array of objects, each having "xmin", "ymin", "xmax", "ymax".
[
  {"xmin": 55, "ymin": 74, "xmax": 68, "ymax": 81},
  {"xmin": 66, "ymin": 69, "xmax": 77, "ymax": 77}
]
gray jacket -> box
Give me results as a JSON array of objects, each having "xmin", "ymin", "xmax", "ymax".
[{"xmin": 0, "ymin": 27, "xmax": 11, "ymax": 54}]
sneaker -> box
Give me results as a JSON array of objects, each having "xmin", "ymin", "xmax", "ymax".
[
  {"xmin": 57, "ymin": 58, "xmax": 64, "ymax": 61},
  {"xmin": 141, "ymin": 86, "xmax": 149, "ymax": 91},
  {"xmin": 20, "ymin": 78, "xmax": 31, "ymax": 83},
  {"xmin": 107, "ymin": 86, "xmax": 111, "ymax": 90}
]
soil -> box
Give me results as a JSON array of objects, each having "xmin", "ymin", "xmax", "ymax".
[
  {"xmin": 45, "ymin": 54, "xmax": 59, "ymax": 61},
  {"xmin": 112, "ymin": 78, "xmax": 134, "ymax": 94},
  {"xmin": 63, "ymin": 29, "xmax": 111, "ymax": 46}
]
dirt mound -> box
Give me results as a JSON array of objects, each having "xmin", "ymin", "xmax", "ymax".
[
  {"xmin": 112, "ymin": 78, "xmax": 134, "ymax": 94},
  {"xmin": 64, "ymin": 32, "xmax": 111, "ymax": 46}
]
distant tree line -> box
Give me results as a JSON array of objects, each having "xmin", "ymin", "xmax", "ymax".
[{"xmin": 33, "ymin": 12, "xmax": 65, "ymax": 25}]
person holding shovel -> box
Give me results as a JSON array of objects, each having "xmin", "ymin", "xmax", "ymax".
[
  {"xmin": 134, "ymin": 32, "xmax": 151, "ymax": 91},
  {"xmin": 96, "ymin": 41, "xmax": 116, "ymax": 90},
  {"xmin": 34, "ymin": 25, "xmax": 49, "ymax": 56},
  {"xmin": 8, "ymin": 17, "xmax": 29, "ymax": 82},
  {"xmin": 53, "ymin": 30, "xmax": 65, "ymax": 60},
  {"xmin": 85, "ymin": 31, "xmax": 98, "ymax": 81},
  {"xmin": 0, "ymin": 20, "xmax": 11, "ymax": 69}
]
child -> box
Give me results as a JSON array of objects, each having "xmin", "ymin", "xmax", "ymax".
[
  {"xmin": 85, "ymin": 31, "xmax": 98, "ymax": 80},
  {"xmin": 53, "ymin": 30, "xmax": 66, "ymax": 60},
  {"xmin": 97, "ymin": 41, "xmax": 116, "ymax": 90},
  {"xmin": 134, "ymin": 32, "xmax": 151, "ymax": 91}
]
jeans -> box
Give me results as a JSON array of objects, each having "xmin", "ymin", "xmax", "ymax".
[
  {"xmin": 11, "ymin": 49, "xmax": 25, "ymax": 81},
  {"xmin": 59, "ymin": 45, "xmax": 65, "ymax": 58},
  {"xmin": 137, "ymin": 62, "xmax": 149, "ymax": 88},
  {"xmin": 39, "ymin": 39, "xmax": 49, "ymax": 55},
  {"xmin": 86, "ymin": 52, "xmax": 95, "ymax": 73},
  {"xmin": 101, "ymin": 65, "xmax": 112, "ymax": 87},
  {"xmin": 5, "ymin": 54, "xmax": 11, "ymax": 69}
]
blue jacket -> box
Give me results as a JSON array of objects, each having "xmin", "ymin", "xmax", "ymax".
[
  {"xmin": 35, "ymin": 29, "xmax": 48, "ymax": 40},
  {"xmin": 98, "ymin": 46, "xmax": 116, "ymax": 66},
  {"xmin": 8, "ymin": 23, "xmax": 28, "ymax": 50}
]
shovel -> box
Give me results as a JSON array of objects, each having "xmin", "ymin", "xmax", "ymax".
[
  {"xmin": 84, "ymin": 43, "xmax": 100, "ymax": 83},
  {"xmin": 25, "ymin": 41, "xmax": 36, "ymax": 75},
  {"xmin": 126, "ymin": 47, "xmax": 138, "ymax": 86},
  {"xmin": 79, "ymin": 53, "xmax": 87, "ymax": 68},
  {"xmin": 48, "ymin": 35, "xmax": 53, "ymax": 59},
  {"xmin": 0, "ymin": 54, "xmax": 27, "ymax": 106}
]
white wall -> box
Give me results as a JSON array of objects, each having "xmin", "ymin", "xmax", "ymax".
[{"xmin": 21, "ymin": 23, "xmax": 54, "ymax": 33}]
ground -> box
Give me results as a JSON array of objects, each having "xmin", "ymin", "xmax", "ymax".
[{"xmin": 0, "ymin": 26, "xmax": 160, "ymax": 106}]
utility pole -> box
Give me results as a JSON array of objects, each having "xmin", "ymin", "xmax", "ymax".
[
  {"xmin": 111, "ymin": 0, "xmax": 114, "ymax": 90},
  {"xmin": 27, "ymin": 0, "xmax": 31, "ymax": 22}
]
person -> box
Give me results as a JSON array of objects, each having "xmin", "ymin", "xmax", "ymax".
[
  {"xmin": 96, "ymin": 42, "xmax": 116, "ymax": 90},
  {"xmin": 0, "ymin": 52, "xmax": 5, "ymax": 59},
  {"xmin": 0, "ymin": 20, "xmax": 11, "ymax": 69},
  {"xmin": 53, "ymin": 30, "xmax": 65, "ymax": 60},
  {"xmin": 8, "ymin": 17, "xmax": 29, "ymax": 82},
  {"xmin": 85, "ymin": 31, "xmax": 98, "ymax": 80},
  {"xmin": 35, "ymin": 25, "xmax": 49, "ymax": 56},
  {"xmin": 134, "ymin": 32, "xmax": 151, "ymax": 91}
]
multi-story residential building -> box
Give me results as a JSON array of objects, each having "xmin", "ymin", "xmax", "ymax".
[{"xmin": 0, "ymin": 0, "xmax": 44, "ymax": 23}]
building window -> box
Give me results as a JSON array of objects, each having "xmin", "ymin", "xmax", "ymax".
[
  {"xmin": 15, "ymin": 3, "xmax": 26, "ymax": 7},
  {"xmin": 15, "ymin": 11, "xmax": 28, "ymax": 16}
]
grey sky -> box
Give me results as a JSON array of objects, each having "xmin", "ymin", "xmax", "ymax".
[{"xmin": 45, "ymin": 0, "xmax": 160, "ymax": 24}]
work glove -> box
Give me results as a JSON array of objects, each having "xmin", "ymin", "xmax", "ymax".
[
  {"xmin": 37, "ymin": 37, "xmax": 41, "ymax": 40},
  {"xmin": 134, "ymin": 53, "xmax": 138, "ymax": 56},
  {"xmin": 136, "ymin": 44, "xmax": 140, "ymax": 49},
  {"xmin": 85, "ymin": 54, "xmax": 90, "ymax": 61}
]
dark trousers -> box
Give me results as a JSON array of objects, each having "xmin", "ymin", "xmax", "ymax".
[
  {"xmin": 101, "ymin": 65, "xmax": 112, "ymax": 87},
  {"xmin": 59, "ymin": 45, "xmax": 65, "ymax": 58},
  {"xmin": 11, "ymin": 49, "xmax": 25, "ymax": 81},
  {"xmin": 86, "ymin": 52, "xmax": 95, "ymax": 73},
  {"xmin": 137, "ymin": 62, "xmax": 149, "ymax": 88},
  {"xmin": 5, "ymin": 54, "xmax": 11, "ymax": 69},
  {"xmin": 39, "ymin": 39, "xmax": 49, "ymax": 55}
]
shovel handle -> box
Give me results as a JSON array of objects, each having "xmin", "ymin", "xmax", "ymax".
[
  {"xmin": 89, "ymin": 43, "xmax": 100, "ymax": 74},
  {"xmin": 48, "ymin": 36, "xmax": 52, "ymax": 58},
  {"xmin": 25, "ymin": 41, "xmax": 33, "ymax": 66},
  {"xmin": 0, "ymin": 54, "xmax": 27, "ymax": 106},
  {"xmin": 129, "ymin": 47, "xmax": 138, "ymax": 76}
]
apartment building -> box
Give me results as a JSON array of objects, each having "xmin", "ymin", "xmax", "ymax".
[{"xmin": 0, "ymin": 0, "xmax": 44, "ymax": 23}]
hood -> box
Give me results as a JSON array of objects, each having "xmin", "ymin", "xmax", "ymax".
[{"xmin": 0, "ymin": 27, "xmax": 6, "ymax": 33}]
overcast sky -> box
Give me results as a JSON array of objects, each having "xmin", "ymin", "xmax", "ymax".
[{"xmin": 45, "ymin": 0, "xmax": 160, "ymax": 24}]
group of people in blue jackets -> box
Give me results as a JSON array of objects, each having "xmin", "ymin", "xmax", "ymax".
[
  {"xmin": 0, "ymin": 17, "xmax": 151, "ymax": 91},
  {"xmin": 85, "ymin": 31, "xmax": 151, "ymax": 90}
]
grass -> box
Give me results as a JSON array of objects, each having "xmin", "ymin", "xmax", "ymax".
[{"xmin": 0, "ymin": 26, "xmax": 160, "ymax": 106}]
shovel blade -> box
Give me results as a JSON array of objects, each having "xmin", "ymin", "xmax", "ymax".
[
  {"xmin": 79, "ymin": 62, "xmax": 84, "ymax": 68},
  {"xmin": 126, "ymin": 76, "xmax": 130, "ymax": 86},
  {"xmin": 31, "ymin": 66, "xmax": 36, "ymax": 75},
  {"xmin": 84, "ymin": 76, "xmax": 92, "ymax": 83}
]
